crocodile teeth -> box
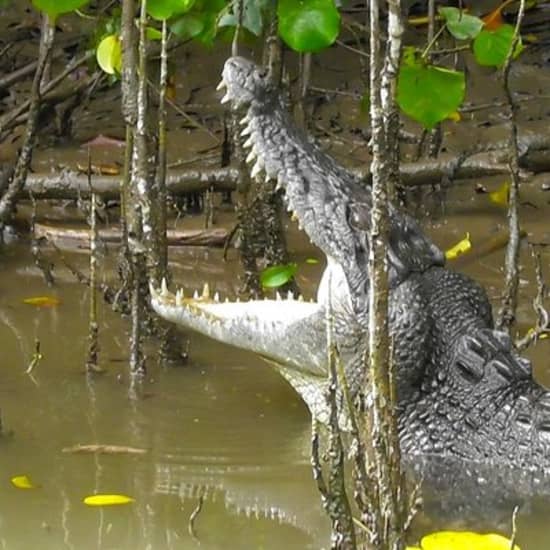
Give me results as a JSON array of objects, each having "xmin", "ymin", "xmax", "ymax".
[
  {"xmin": 161, "ymin": 277, "xmax": 169, "ymax": 297},
  {"xmin": 243, "ymin": 136, "xmax": 253, "ymax": 149},
  {"xmin": 287, "ymin": 290, "xmax": 294, "ymax": 300},
  {"xmin": 246, "ymin": 148, "xmax": 256, "ymax": 164},
  {"xmin": 251, "ymin": 160, "xmax": 263, "ymax": 179},
  {"xmin": 276, "ymin": 291, "xmax": 282, "ymax": 301},
  {"xmin": 175, "ymin": 289, "xmax": 184, "ymax": 306},
  {"xmin": 216, "ymin": 79, "xmax": 226, "ymax": 91},
  {"xmin": 298, "ymin": 295, "xmax": 304, "ymax": 301},
  {"xmin": 202, "ymin": 282, "xmax": 210, "ymax": 299},
  {"xmin": 239, "ymin": 113, "xmax": 250, "ymax": 125},
  {"xmin": 240, "ymin": 125, "xmax": 252, "ymax": 137},
  {"xmin": 220, "ymin": 92, "xmax": 231, "ymax": 104},
  {"xmin": 225, "ymin": 297, "xmax": 229, "ymax": 303},
  {"xmin": 193, "ymin": 289, "xmax": 199, "ymax": 299},
  {"xmin": 214, "ymin": 292, "xmax": 220, "ymax": 302}
]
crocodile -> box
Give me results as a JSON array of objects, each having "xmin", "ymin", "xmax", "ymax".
[{"xmin": 151, "ymin": 56, "xmax": 550, "ymax": 469}]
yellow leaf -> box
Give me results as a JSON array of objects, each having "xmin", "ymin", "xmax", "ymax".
[
  {"xmin": 96, "ymin": 35, "xmax": 122, "ymax": 75},
  {"xmin": 22, "ymin": 296, "xmax": 61, "ymax": 307},
  {"xmin": 445, "ymin": 233, "xmax": 472, "ymax": 260},
  {"xmin": 525, "ymin": 328, "xmax": 549, "ymax": 340},
  {"xmin": 83, "ymin": 494, "xmax": 135, "ymax": 506},
  {"xmin": 447, "ymin": 111, "xmax": 461, "ymax": 122},
  {"xmin": 420, "ymin": 531, "xmax": 520, "ymax": 550},
  {"xmin": 11, "ymin": 475, "xmax": 39, "ymax": 489},
  {"xmin": 523, "ymin": 33, "xmax": 538, "ymax": 43},
  {"xmin": 489, "ymin": 181, "xmax": 510, "ymax": 207}
]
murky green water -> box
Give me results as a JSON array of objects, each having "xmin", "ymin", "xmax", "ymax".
[
  {"xmin": 1, "ymin": 178, "xmax": 550, "ymax": 549},
  {"xmin": 0, "ymin": 242, "xmax": 328, "ymax": 549}
]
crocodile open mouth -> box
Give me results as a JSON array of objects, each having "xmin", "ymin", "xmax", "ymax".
[
  {"xmin": 149, "ymin": 278, "xmax": 328, "ymax": 377},
  {"xmin": 150, "ymin": 279, "xmax": 321, "ymax": 324}
]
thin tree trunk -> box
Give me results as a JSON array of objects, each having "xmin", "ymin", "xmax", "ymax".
[{"xmin": 0, "ymin": 14, "xmax": 55, "ymax": 225}]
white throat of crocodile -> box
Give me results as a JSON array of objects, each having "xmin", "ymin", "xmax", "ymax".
[
  {"xmin": 150, "ymin": 259, "xmax": 353, "ymax": 376},
  {"xmin": 150, "ymin": 260, "xmax": 355, "ymax": 426}
]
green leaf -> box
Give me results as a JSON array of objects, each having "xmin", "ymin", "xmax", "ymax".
[
  {"xmin": 147, "ymin": 0, "xmax": 195, "ymax": 21},
  {"xmin": 260, "ymin": 263, "xmax": 298, "ymax": 288},
  {"xmin": 439, "ymin": 7, "xmax": 483, "ymax": 40},
  {"xmin": 473, "ymin": 25, "xmax": 523, "ymax": 67},
  {"xmin": 96, "ymin": 34, "xmax": 122, "ymax": 75},
  {"xmin": 32, "ymin": 0, "xmax": 89, "ymax": 18},
  {"xmin": 397, "ymin": 58, "xmax": 465, "ymax": 129},
  {"xmin": 278, "ymin": 0, "xmax": 340, "ymax": 53},
  {"xmin": 218, "ymin": 0, "xmax": 264, "ymax": 36},
  {"xmin": 180, "ymin": 0, "xmax": 226, "ymax": 46},
  {"xmin": 146, "ymin": 26, "xmax": 163, "ymax": 40},
  {"xmin": 170, "ymin": 14, "xmax": 204, "ymax": 40}
]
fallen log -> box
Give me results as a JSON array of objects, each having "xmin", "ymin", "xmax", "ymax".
[
  {"xmin": 35, "ymin": 222, "xmax": 229, "ymax": 248},
  {"xmin": 23, "ymin": 167, "xmax": 241, "ymax": 200},
  {"xmin": 22, "ymin": 158, "xmax": 549, "ymax": 201},
  {"xmin": 19, "ymin": 124, "xmax": 550, "ymax": 202}
]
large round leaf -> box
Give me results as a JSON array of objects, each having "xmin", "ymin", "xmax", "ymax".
[
  {"xmin": 473, "ymin": 24, "xmax": 523, "ymax": 67},
  {"xmin": 397, "ymin": 62, "xmax": 465, "ymax": 129},
  {"xmin": 278, "ymin": 0, "xmax": 340, "ymax": 53},
  {"xmin": 32, "ymin": 0, "xmax": 89, "ymax": 18},
  {"xmin": 170, "ymin": 14, "xmax": 204, "ymax": 40}
]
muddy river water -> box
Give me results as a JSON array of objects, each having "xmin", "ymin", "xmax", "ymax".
[
  {"xmin": 1, "ymin": 178, "xmax": 549, "ymax": 549},
  {"xmin": 2, "ymin": 9, "xmax": 550, "ymax": 547}
]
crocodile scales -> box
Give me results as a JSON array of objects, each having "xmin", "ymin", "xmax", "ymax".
[{"xmin": 151, "ymin": 56, "xmax": 550, "ymax": 470}]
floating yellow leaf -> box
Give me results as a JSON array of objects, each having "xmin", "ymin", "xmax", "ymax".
[
  {"xmin": 84, "ymin": 494, "xmax": 135, "ymax": 506},
  {"xmin": 11, "ymin": 475, "xmax": 39, "ymax": 489},
  {"xmin": 445, "ymin": 233, "xmax": 472, "ymax": 260},
  {"xmin": 417, "ymin": 530, "xmax": 520, "ymax": 550},
  {"xmin": 22, "ymin": 296, "xmax": 61, "ymax": 307},
  {"xmin": 525, "ymin": 328, "xmax": 549, "ymax": 340},
  {"xmin": 489, "ymin": 181, "xmax": 510, "ymax": 206}
]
